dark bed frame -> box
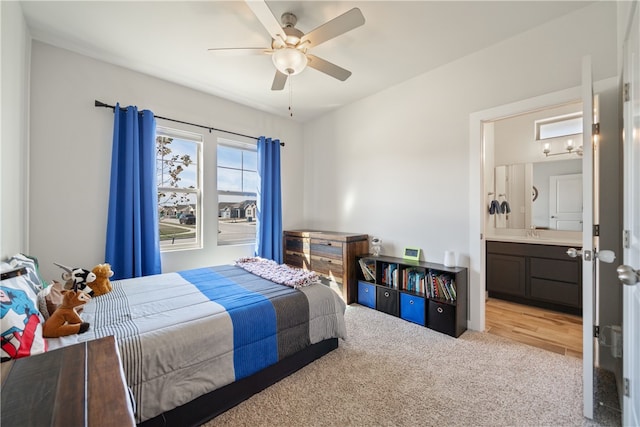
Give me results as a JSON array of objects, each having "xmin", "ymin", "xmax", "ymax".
[{"xmin": 139, "ymin": 338, "xmax": 339, "ymax": 427}]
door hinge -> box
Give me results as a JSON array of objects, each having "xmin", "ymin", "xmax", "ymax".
[
  {"xmin": 624, "ymin": 83, "xmax": 630, "ymax": 102},
  {"xmin": 624, "ymin": 230, "xmax": 631, "ymax": 249},
  {"xmin": 592, "ymin": 123, "xmax": 600, "ymax": 135},
  {"xmin": 624, "ymin": 378, "xmax": 630, "ymax": 397},
  {"xmin": 594, "ymin": 325, "xmax": 600, "ymax": 338},
  {"xmin": 593, "ymin": 224, "xmax": 600, "ymax": 237}
]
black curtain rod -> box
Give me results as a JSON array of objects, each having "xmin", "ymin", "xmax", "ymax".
[{"xmin": 94, "ymin": 100, "xmax": 284, "ymax": 146}]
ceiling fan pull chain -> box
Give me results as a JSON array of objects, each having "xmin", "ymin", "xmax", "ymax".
[{"xmin": 289, "ymin": 76, "xmax": 293, "ymax": 117}]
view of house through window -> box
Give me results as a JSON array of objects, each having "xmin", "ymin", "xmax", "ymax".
[
  {"xmin": 217, "ymin": 139, "xmax": 258, "ymax": 245},
  {"xmin": 156, "ymin": 127, "xmax": 202, "ymax": 250}
]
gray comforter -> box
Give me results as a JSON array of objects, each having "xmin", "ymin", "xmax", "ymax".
[{"xmin": 47, "ymin": 264, "xmax": 347, "ymax": 422}]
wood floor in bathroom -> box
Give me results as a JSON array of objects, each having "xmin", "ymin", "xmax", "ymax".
[{"xmin": 485, "ymin": 298, "xmax": 583, "ymax": 358}]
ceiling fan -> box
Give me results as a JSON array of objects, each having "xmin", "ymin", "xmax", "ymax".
[{"xmin": 208, "ymin": 0, "xmax": 365, "ymax": 91}]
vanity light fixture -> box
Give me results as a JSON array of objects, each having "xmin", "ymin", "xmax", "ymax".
[{"xmin": 542, "ymin": 139, "xmax": 583, "ymax": 157}]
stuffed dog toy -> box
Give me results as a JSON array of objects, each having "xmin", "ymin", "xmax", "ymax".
[
  {"xmin": 90, "ymin": 263, "xmax": 114, "ymax": 296},
  {"xmin": 42, "ymin": 290, "xmax": 91, "ymax": 338}
]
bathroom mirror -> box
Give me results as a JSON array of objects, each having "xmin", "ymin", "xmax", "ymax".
[{"xmin": 494, "ymin": 158, "xmax": 582, "ymax": 231}]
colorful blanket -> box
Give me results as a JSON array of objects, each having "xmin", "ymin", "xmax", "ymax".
[{"xmin": 235, "ymin": 256, "xmax": 320, "ymax": 288}]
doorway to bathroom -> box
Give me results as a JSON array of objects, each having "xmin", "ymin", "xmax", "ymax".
[{"xmin": 481, "ymin": 101, "xmax": 585, "ymax": 356}]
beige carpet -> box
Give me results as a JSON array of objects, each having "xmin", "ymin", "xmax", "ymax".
[{"xmin": 203, "ymin": 304, "xmax": 617, "ymax": 427}]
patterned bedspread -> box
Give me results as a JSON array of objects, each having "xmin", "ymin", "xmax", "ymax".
[{"xmin": 46, "ymin": 264, "xmax": 347, "ymax": 423}]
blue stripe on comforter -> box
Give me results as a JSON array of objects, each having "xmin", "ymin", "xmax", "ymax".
[{"xmin": 179, "ymin": 268, "xmax": 278, "ymax": 380}]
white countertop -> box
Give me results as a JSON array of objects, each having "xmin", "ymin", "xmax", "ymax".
[{"xmin": 485, "ymin": 234, "xmax": 582, "ymax": 247}]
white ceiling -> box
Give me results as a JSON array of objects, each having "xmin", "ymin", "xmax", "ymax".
[{"xmin": 21, "ymin": 1, "xmax": 594, "ymax": 122}]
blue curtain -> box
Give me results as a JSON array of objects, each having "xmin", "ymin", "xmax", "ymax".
[
  {"xmin": 255, "ymin": 136, "xmax": 283, "ymax": 263},
  {"xmin": 105, "ymin": 104, "xmax": 161, "ymax": 279}
]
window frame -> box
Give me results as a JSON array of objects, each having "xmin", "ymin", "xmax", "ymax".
[
  {"xmin": 156, "ymin": 126, "xmax": 203, "ymax": 252},
  {"xmin": 216, "ymin": 137, "xmax": 258, "ymax": 247},
  {"xmin": 534, "ymin": 112, "xmax": 583, "ymax": 141}
]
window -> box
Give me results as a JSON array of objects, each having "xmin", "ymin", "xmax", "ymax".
[
  {"xmin": 535, "ymin": 112, "xmax": 583, "ymax": 140},
  {"xmin": 217, "ymin": 138, "xmax": 258, "ymax": 246},
  {"xmin": 156, "ymin": 127, "xmax": 202, "ymax": 250}
]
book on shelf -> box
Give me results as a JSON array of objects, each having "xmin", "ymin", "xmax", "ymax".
[
  {"xmin": 403, "ymin": 268, "xmax": 425, "ymax": 294},
  {"xmin": 426, "ymin": 271, "xmax": 457, "ymax": 302},
  {"xmin": 358, "ymin": 259, "xmax": 375, "ymax": 281},
  {"xmin": 382, "ymin": 263, "xmax": 399, "ymax": 289}
]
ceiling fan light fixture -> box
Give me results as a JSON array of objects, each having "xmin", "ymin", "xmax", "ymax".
[{"xmin": 272, "ymin": 47, "xmax": 307, "ymax": 75}]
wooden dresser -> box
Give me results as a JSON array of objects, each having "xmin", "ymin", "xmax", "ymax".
[
  {"xmin": 1, "ymin": 335, "xmax": 136, "ymax": 426},
  {"xmin": 283, "ymin": 230, "xmax": 368, "ymax": 304}
]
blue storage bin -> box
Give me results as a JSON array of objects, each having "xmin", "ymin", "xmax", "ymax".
[
  {"xmin": 400, "ymin": 293, "xmax": 426, "ymax": 325},
  {"xmin": 357, "ymin": 281, "xmax": 376, "ymax": 308}
]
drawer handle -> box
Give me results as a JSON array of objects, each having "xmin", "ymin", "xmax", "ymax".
[
  {"xmin": 437, "ymin": 307, "xmax": 443, "ymax": 314},
  {"xmin": 409, "ymin": 300, "xmax": 414, "ymax": 305},
  {"xmin": 384, "ymin": 291, "xmax": 389, "ymax": 297}
]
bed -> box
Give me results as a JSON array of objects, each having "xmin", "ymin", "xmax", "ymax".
[{"xmin": 45, "ymin": 262, "xmax": 347, "ymax": 426}]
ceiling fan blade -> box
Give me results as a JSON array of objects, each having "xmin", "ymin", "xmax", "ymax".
[
  {"xmin": 300, "ymin": 8, "xmax": 365, "ymax": 48},
  {"xmin": 306, "ymin": 54, "xmax": 352, "ymax": 81},
  {"xmin": 271, "ymin": 70, "xmax": 288, "ymax": 90},
  {"xmin": 245, "ymin": 0, "xmax": 286, "ymax": 44},
  {"xmin": 207, "ymin": 47, "xmax": 272, "ymax": 56}
]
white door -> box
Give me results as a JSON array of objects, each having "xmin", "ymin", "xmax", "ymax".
[
  {"xmin": 621, "ymin": 6, "xmax": 640, "ymax": 425},
  {"xmin": 580, "ymin": 55, "xmax": 596, "ymax": 420},
  {"xmin": 549, "ymin": 173, "xmax": 583, "ymax": 231}
]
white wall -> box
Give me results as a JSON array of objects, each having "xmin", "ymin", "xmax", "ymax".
[
  {"xmin": 302, "ymin": 2, "xmax": 618, "ymax": 330},
  {"xmin": 493, "ymin": 102, "xmax": 583, "ymax": 167},
  {"xmin": 1, "ymin": 1, "xmax": 31, "ymax": 259},
  {"xmin": 29, "ymin": 41, "xmax": 304, "ymax": 282}
]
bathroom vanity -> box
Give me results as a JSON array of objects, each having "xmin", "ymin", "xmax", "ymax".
[{"xmin": 486, "ymin": 237, "xmax": 582, "ymax": 315}]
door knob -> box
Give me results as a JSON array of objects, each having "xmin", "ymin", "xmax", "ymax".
[
  {"xmin": 617, "ymin": 265, "xmax": 640, "ymax": 286},
  {"xmin": 567, "ymin": 248, "xmax": 582, "ymax": 258},
  {"xmin": 596, "ymin": 250, "xmax": 616, "ymax": 263}
]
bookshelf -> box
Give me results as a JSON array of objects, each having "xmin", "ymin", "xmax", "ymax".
[{"xmin": 356, "ymin": 254, "xmax": 468, "ymax": 338}]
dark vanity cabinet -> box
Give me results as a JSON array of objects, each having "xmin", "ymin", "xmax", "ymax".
[{"xmin": 486, "ymin": 241, "xmax": 582, "ymax": 315}]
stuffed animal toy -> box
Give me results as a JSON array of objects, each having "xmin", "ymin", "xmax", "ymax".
[
  {"xmin": 42, "ymin": 290, "xmax": 91, "ymax": 338},
  {"xmin": 54, "ymin": 263, "xmax": 96, "ymax": 295},
  {"xmin": 90, "ymin": 263, "xmax": 113, "ymax": 296}
]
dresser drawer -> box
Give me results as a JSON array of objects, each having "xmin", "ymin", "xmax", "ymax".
[
  {"xmin": 310, "ymin": 239, "xmax": 344, "ymax": 260},
  {"xmin": 310, "ymin": 255, "xmax": 344, "ymax": 282},
  {"xmin": 358, "ymin": 281, "xmax": 376, "ymax": 308},
  {"xmin": 284, "ymin": 236, "xmax": 309, "ymax": 253},
  {"xmin": 400, "ymin": 293, "xmax": 426, "ymax": 325},
  {"xmin": 284, "ymin": 250, "xmax": 310, "ymax": 269}
]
